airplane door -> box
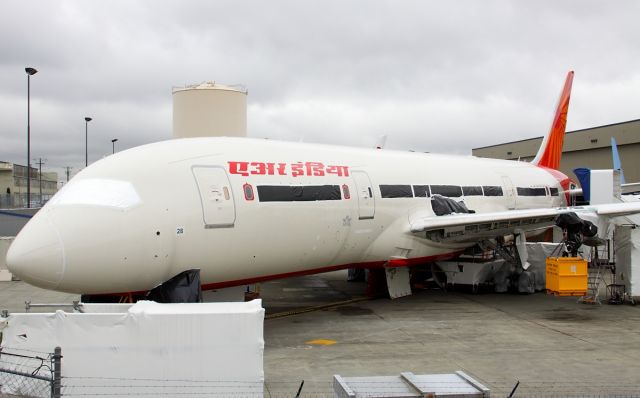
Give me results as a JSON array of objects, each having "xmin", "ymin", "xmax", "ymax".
[
  {"xmin": 501, "ymin": 176, "xmax": 516, "ymax": 210},
  {"xmin": 352, "ymin": 170, "xmax": 375, "ymax": 219},
  {"xmin": 192, "ymin": 166, "xmax": 236, "ymax": 228}
]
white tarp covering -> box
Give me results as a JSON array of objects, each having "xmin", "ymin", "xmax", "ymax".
[
  {"xmin": 526, "ymin": 242, "xmax": 562, "ymax": 291},
  {"xmin": 614, "ymin": 226, "xmax": 640, "ymax": 298},
  {"xmin": 1, "ymin": 300, "xmax": 264, "ymax": 397}
]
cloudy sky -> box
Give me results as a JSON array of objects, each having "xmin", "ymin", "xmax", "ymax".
[{"xmin": 1, "ymin": 0, "xmax": 639, "ymax": 181}]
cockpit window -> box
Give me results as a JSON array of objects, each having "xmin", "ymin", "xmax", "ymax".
[{"xmin": 48, "ymin": 179, "xmax": 141, "ymax": 209}]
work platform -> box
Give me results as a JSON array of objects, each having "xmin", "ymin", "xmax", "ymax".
[{"xmin": 333, "ymin": 371, "xmax": 490, "ymax": 398}]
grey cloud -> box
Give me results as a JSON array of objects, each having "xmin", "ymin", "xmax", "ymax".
[{"xmin": 1, "ymin": 0, "xmax": 640, "ymax": 181}]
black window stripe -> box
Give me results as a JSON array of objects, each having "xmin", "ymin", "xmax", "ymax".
[
  {"xmin": 517, "ymin": 187, "xmax": 547, "ymax": 196},
  {"xmin": 413, "ymin": 185, "xmax": 430, "ymax": 197},
  {"xmin": 257, "ymin": 185, "xmax": 341, "ymax": 202},
  {"xmin": 483, "ymin": 186, "xmax": 503, "ymax": 196},
  {"xmin": 550, "ymin": 187, "xmax": 559, "ymax": 196},
  {"xmin": 430, "ymin": 185, "xmax": 462, "ymax": 198},
  {"xmin": 462, "ymin": 186, "xmax": 483, "ymax": 196},
  {"xmin": 535, "ymin": 187, "xmax": 547, "ymax": 196},
  {"xmin": 380, "ymin": 185, "xmax": 413, "ymax": 198}
]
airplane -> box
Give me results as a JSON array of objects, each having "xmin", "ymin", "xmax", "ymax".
[
  {"xmin": 612, "ymin": 137, "xmax": 640, "ymax": 195},
  {"xmin": 574, "ymin": 137, "xmax": 640, "ymax": 201},
  {"xmin": 611, "ymin": 137, "xmax": 627, "ymax": 185},
  {"xmin": 7, "ymin": 71, "xmax": 640, "ymax": 301}
]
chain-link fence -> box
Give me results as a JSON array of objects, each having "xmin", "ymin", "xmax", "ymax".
[
  {"xmin": 4, "ymin": 359, "xmax": 640, "ymax": 398},
  {"xmin": 51, "ymin": 378, "xmax": 640, "ymax": 397},
  {"xmin": 59, "ymin": 379, "xmax": 326, "ymax": 397},
  {"xmin": 3, "ymin": 345, "xmax": 640, "ymax": 398},
  {"xmin": 0, "ymin": 346, "xmax": 61, "ymax": 398},
  {"xmin": 61, "ymin": 377, "xmax": 266, "ymax": 397}
]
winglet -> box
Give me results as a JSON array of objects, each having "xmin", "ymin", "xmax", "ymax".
[{"xmin": 531, "ymin": 71, "xmax": 574, "ymax": 170}]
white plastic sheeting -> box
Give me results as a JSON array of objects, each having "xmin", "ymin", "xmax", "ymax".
[
  {"xmin": 526, "ymin": 242, "xmax": 562, "ymax": 291},
  {"xmin": 435, "ymin": 259, "xmax": 505, "ymax": 291},
  {"xmin": 590, "ymin": 170, "xmax": 621, "ymax": 205},
  {"xmin": 1, "ymin": 300, "xmax": 264, "ymax": 397},
  {"xmin": 614, "ymin": 226, "xmax": 640, "ymax": 298}
]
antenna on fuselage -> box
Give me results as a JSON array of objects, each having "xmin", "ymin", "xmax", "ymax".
[{"xmin": 375, "ymin": 135, "xmax": 387, "ymax": 149}]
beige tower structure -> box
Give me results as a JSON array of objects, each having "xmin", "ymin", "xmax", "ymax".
[{"xmin": 172, "ymin": 82, "xmax": 247, "ymax": 138}]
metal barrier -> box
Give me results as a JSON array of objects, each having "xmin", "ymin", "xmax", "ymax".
[
  {"xmin": 0, "ymin": 346, "xmax": 62, "ymax": 398},
  {"xmin": 0, "ymin": 193, "xmax": 53, "ymax": 209},
  {"xmin": 25, "ymin": 301, "xmax": 84, "ymax": 313}
]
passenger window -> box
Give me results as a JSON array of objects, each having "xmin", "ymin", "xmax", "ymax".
[
  {"xmin": 482, "ymin": 186, "xmax": 503, "ymax": 196},
  {"xmin": 257, "ymin": 185, "xmax": 341, "ymax": 202},
  {"xmin": 413, "ymin": 185, "xmax": 430, "ymax": 197},
  {"xmin": 516, "ymin": 187, "xmax": 546, "ymax": 196},
  {"xmin": 243, "ymin": 183, "xmax": 254, "ymax": 201},
  {"xmin": 342, "ymin": 184, "xmax": 351, "ymax": 199},
  {"xmin": 379, "ymin": 185, "xmax": 413, "ymax": 198},
  {"xmin": 462, "ymin": 186, "xmax": 482, "ymax": 196},
  {"xmin": 430, "ymin": 185, "xmax": 462, "ymax": 198}
]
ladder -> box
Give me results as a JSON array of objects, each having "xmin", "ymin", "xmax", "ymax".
[
  {"xmin": 579, "ymin": 244, "xmax": 608, "ymax": 304},
  {"xmin": 580, "ymin": 266, "xmax": 603, "ymax": 304}
]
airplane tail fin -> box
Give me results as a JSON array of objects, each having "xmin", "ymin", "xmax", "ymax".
[
  {"xmin": 531, "ymin": 71, "xmax": 574, "ymax": 170},
  {"xmin": 611, "ymin": 137, "xmax": 626, "ymax": 184}
]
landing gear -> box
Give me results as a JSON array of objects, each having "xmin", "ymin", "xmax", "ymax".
[
  {"xmin": 81, "ymin": 269, "xmax": 203, "ymax": 304},
  {"xmin": 430, "ymin": 263, "xmax": 448, "ymax": 290}
]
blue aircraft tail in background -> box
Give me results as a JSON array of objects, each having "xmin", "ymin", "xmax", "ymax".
[
  {"xmin": 611, "ymin": 137, "xmax": 626, "ymax": 184},
  {"xmin": 573, "ymin": 167, "xmax": 591, "ymax": 202}
]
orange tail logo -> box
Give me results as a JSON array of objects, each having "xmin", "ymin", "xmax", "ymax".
[{"xmin": 532, "ymin": 71, "xmax": 574, "ymax": 170}]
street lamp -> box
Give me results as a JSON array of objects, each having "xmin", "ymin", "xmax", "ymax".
[
  {"xmin": 111, "ymin": 138, "xmax": 118, "ymax": 154},
  {"xmin": 84, "ymin": 117, "xmax": 92, "ymax": 167},
  {"xmin": 25, "ymin": 67, "xmax": 38, "ymax": 208}
]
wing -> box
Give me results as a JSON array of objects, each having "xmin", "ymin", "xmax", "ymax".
[
  {"xmin": 409, "ymin": 202, "xmax": 640, "ymax": 243},
  {"xmin": 588, "ymin": 202, "xmax": 640, "ymax": 217},
  {"xmin": 622, "ymin": 182, "xmax": 640, "ymax": 194}
]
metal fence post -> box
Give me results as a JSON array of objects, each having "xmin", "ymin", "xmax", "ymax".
[{"xmin": 52, "ymin": 346, "xmax": 62, "ymax": 398}]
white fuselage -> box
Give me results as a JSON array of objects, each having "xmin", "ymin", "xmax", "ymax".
[{"xmin": 7, "ymin": 137, "xmax": 569, "ymax": 294}]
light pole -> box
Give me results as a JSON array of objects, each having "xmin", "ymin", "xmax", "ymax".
[
  {"xmin": 35, "ymin": 157, "xmax": 45, "ymax": 206},
  {"xmin": 111, "ymin": 138, "xmax": 118, "ymax": 154},
  {"xmin": 25, "ymin": 67, "xmax": 38, "ymax": 208},
  {"xmin": 84, "ymin": 117, "xmax": 92, "ymax": 167}
]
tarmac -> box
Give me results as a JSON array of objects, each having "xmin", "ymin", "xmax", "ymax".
[{"xmin": 2, "ymin": 271, "xmax": 640, "ymax": 397}]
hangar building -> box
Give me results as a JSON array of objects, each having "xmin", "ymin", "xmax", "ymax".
[{"xmin": 472, "ymin": 119, "xmax": 640, "ymax": 183}]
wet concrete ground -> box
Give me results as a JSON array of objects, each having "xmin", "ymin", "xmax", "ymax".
[{"xmin": 2, "ymin": 272, "xmax": 640, "ymax": 397}]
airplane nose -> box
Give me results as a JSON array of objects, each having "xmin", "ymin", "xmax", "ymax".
[{"xmin": 6, "ymin": 215, "xmax": 65, "ymax": 289}]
